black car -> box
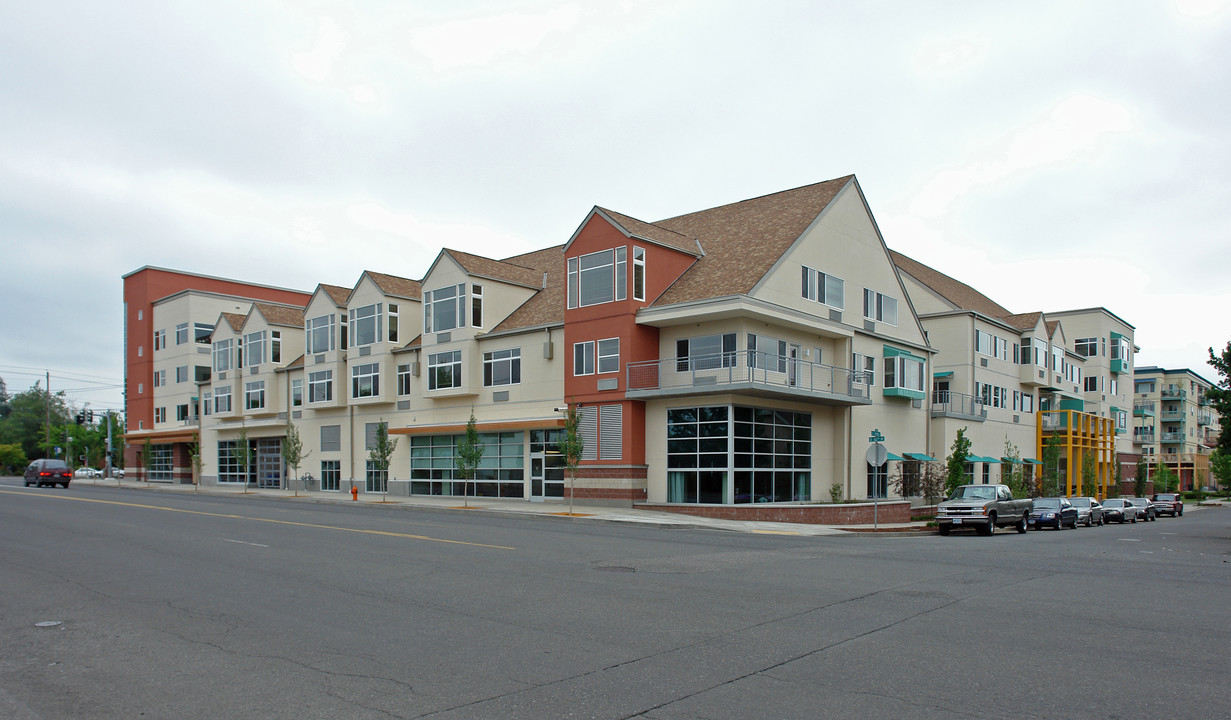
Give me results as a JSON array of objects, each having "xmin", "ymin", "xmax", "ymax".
[
  {"xmin": 1128, "ymin": 497, "xmax": 1157, "ymax": 522},
  {"xmin": 1028, "ymin": 497, "xmax": 1079, "ymax": 530},
  {"xmin": 24, "ymin": 459, "xmax": 72, "ymax": 488}
]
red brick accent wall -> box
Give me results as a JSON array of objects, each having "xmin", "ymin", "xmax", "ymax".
[
  {"xmin": 575, "ymin": 466, "xmax": 648, "ymax": 479},
  {"xmin": 635, "ymin": 501, "xmax": 912, "ymax": 525},
  {"xmin": 568, "ymin": 487, "xmax": 648, "ymax": 501}
]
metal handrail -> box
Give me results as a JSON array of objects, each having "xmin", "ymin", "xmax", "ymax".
[{"xmin": 626, "ymin": 351, "xmax": 869, "ymax": 399}]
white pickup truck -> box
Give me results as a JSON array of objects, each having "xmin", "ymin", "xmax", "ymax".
[{"xmin": 935, "ymin": 484, "xmax": 1032, "ymax": 536}]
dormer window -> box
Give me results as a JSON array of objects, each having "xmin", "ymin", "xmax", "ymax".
[
  {"xmin": 350, "ymin": 303, "xmax": 382, "ymax": 347},
  {"xmin": 245, "ymin": 331, "xmax": 266, "ymax": 366},
  {"xmin": 425, "ymin": 284, "xmax": 466, "ymax": 333},
  {"xmin": 568, "ymin": 247, "xmax": 626, "ymax": 308},
  {"xmin": 306, "ymin": 314, "xmax": 335, "ymax": 354}
]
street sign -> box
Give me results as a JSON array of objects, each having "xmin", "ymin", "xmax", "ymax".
[
  {"xmin": 866, "ymin": 443, "xmax": 888, "ymax": 467},
  {"xmin": 869, "ymin": 429, "xmax": 885, "ymax": 442}
]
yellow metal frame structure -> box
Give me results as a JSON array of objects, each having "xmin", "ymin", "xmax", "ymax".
[{"xmin": 1036, "ymin": 410, "xmax": 1116, "ymax": 498}]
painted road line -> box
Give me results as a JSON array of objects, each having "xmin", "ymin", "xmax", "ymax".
[{"xmin": 0, "ymin": 490, "xmax": 514, "ymax": 550}]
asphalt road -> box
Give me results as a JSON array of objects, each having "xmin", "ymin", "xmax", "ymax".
[{"xmin": 1, "ymin": 477, "xmax": 1228, "ymax": 719}]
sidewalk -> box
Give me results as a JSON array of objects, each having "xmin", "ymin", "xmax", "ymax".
[{"xmin": 68, "ymin": 476, "xmax": 933, "ymax": 537}]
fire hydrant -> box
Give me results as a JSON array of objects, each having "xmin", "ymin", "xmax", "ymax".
[{"xmin": 351, "ymin": 486, "xmax": 358, "ymax": 501}]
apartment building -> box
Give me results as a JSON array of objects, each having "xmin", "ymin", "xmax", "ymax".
[
  {"xmin": 890, "ymin": 253, "xmax": 1130, "ymax": 496},
  {"xmin": 122, "ymin": 267, "xmax": 312, "ymax": 480},
  {"xmin": 129, "ymin": 175, "xmax": 1181, "ymax": 510},
  {"xmin": 1133, "ymin": 366, "xmax": 1219, "ymax": 490}
]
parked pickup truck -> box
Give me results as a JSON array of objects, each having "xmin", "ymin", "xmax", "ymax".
[{"xmin": 936, "ymin": 484, "xmax": 1032, "ymax": 536}]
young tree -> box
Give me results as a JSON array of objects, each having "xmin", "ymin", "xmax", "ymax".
[
  {"xmin": 187, "ymin": 441, "xmax": 204, "ymax": 491},
  {"xmin": 1039, "ymin": 433, "xmax": 1065, "ymax": 497},
  {"xmin": 1134, "ymin": 456, "xmax": 1149, "ymax": 498},
  {"xmin": 1206, "ymin": 342, "xmax": 1231, "ymax": 452},
  {"xmin": 368, "ymin": 420, "xmax": 397, "ymax": 502},
  {"xmin": 558, "ymin": 405, "xmax": 585, "ymax": 515},
  {"xmin": 281, "ymin": 421, "xmax": 309, "ymax": 496},
  {"xmin": 945, "ymin": 427, "xmax": 972, "ymax": 496},
  {"xmin": 140, "ymin": 441, "xmax": 153, "ymax": 486},
  {"xmin": 1134, "ymin": 457, "xmax": 1150, "ymax": 496},
  {"xmin": 1081, "ymin": 451, "xmax": 1099, "ymax": 498},
  {"xmin": 230, "ymin": 424, "xmax": 252, "ymax": 493},
  {"xmin": 454, "ymin": 409, "xmax": 484, "ymax": 508},
  {"xmin": 1153, "ymin": 464, "xmax": 1179, "ymax": 494},
  {"xmin": 1001, "ymin": 439, "xmax": 1029, "ymax": 499}
]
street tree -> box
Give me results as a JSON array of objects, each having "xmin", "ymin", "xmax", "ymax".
[
  {"xmin": 1206, "ymin": 342, "xmax": 1231, "ymax": 451},
  {"xmin": 1210, "ymin": 449, "xmax": 1231, "ymax": 494},
  {"xmin": 1039, "ymin": 433, "xmax": 1064, "ymax": 497},
  {"xmin": 1001, "ymin": 438, "xmax": 1030, "ymax": 499},
  {"xmin": 454, "ymin": 409, "xmax": 484, "ymax": 508},
  {"xmin": 0, "ymin": 443, "xmax": 26, "ymax": 474},
  {"xmin": 230, "ymin": 424, "xmax": 252, "ymax": 492},
  {"xmin": 558, "ymin": 405, "xmax": 585, "ymax": 515},
  {"xmin": 188, "ymin": 441, "xmax": 204, "ymax": 491},
  {"xmin": 0, "ymin": 381, "xmax": 71, "ymax": 460},
  {"xmin": 367, "ymin": 420, "xmax": 397, "ymax": 502},
  {"xmin": 281, "ymin": 421, "xmax": 310, "ymax": 496},
  {"xmin": 1081, "ymin": 451, "xmax": 1099, "ymax": 497},
  {"xmin": 1153, "ymin": 464, "xmax": 1179, "ymax": 494},
  {"xmin": 944, "ymin": 427, "xmax": 971, "ymax": 496}
]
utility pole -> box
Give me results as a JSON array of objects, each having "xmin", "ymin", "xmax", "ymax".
[
  {"xmin": 45, "ymin": 370, "xmax": 51, "ymax": 457},
  {"xmin": 106, "ymin": 410, "xmax": 114, "ymax": 479}
]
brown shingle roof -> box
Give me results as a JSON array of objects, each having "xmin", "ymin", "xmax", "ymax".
[
  {"xmin": 253, "ymin": 303, "xmax": 304, "ymax": 328},
  {"xmin": 595, "ymin": 208, "xmax": 701, "ymax": 256},
  {"xmin": 490, "ymin": 245, "xmax": 565, "ymax": 333},
  {"xmin": 444, "ymin": 249, "xmax": 543, "ymax": 288},
  {"xmin": 320, "ymin": 284, "xmax": 351, "ymax": 306},
  {"xmin": 284, "ymin": 354, "xmax": 305, "ymax": 369},
  {"xmin": 1001, "ymin": 311, "xmax": 1044, "ymax": 332},
  {"xmin": 889, "ymin": 250, "xmax": 1012, "ymax": 319},
  {"xmin": 651, "ymin": 177, "xmax": 852, "ymax": 306},
  {"xmin": 364, "ymin": 271, "xmax": 422, "ymax": 300},
  {"xmin": 220, "ymin": 312, "xmax": 246, "ymax": 331}
]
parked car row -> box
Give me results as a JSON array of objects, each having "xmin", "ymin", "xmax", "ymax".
[{"xmin": 1026, "ymin": 495, "xmax": 1182, "ymax": 529}]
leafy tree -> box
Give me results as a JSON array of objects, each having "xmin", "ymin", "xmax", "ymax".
[
  {"xmin": 1134, "ymin": 456, "xmax": 1149, "ymax": 497},
  {"xmin": 0, "ymin": 376, "xmax": 10, "ymax": 419},
  {"xmin": 1000, "ymin": 438, "xmax": 1030, "ymax": 499},
  {"xmin": 0, "ymin": 443, "xmax": 27, "ymax": 474},
  {"xmin": 139, "ymin": 441, "xmax": 153, "ymax": 485},
  {"xmin": 1039, "ymin": 433, "xmax": 1065, "ymax": 497},
  {"xmin": 1081, "ymin": 452, "xmax": 1099, "ymax": 498},
  {"xmin": 558, "ymin": 405, "xmax": 585, "ymax": 515},
  {"xmin": 944, "ymin": 427, "xmax": 971, "ymax": 496},
  {"xmin": 454, "ymin": 409, "xmax": 483, "ymax": 508},
  {"xmin": 1207, "ymin": 342, "xmax": 1231, "ymax": 452},
  {"xmin": 367, "ymin": 420, "xmax": 397, "ymax": 502},
  {"xmin": 1211, "ymin": 449, "xmax": 1231, "ymax": 495},
  {"xmin": 281, "ymin": 421, "xmax": 310, "ymax": 496},
  {"xmin": 230, "ymin": 424, "xmax": 252, "ymax": 492},
  {"xmin": 188, "ymin": 441, "xmax": 204, "ymax": 490},
  {"xmin": 1153, "ymin": 464, "xmax": 1179, "ymax": 494},
  {"xmin": 0, "ymin": 381, "xmax": 71, "ymax": 460}
]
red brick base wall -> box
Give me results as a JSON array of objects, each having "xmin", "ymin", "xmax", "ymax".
[
  {"xmin": 634, "ymin": 501, "xmax": 911, "ymax": 525},
  {"xmin": 568, "ymin": 487, "xmax": 648, "ymax": 501}
]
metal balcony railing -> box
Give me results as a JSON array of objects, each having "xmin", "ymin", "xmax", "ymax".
[
  {"xmin": 1161, "ymin": 431, "xmax": 1184, "ymax": 442},
  {"xmin": 931, "ymin": 391, "xmax": 984, "ymax": 418},
  {"xmin": 625, "ymin": 351, "xmax": 871, "ymax": 402},
  {"xmin": 1133, "ymin": 401, "xmax": 1155, "ymax": 415},
  {"xmin": 1161, "ymin": 387, "xmax": 1186, "ymax": 399}
]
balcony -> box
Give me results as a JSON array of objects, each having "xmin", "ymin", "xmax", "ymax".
[
  {"xmin": 1161, "ymin": 387, "xmax": 1186, "ymax": 399},
  {"xmin": 1133, "ymin": 401, "xmax": 1155, "ymax": 417},
  {"xmin": 1160, "ymin": 408, "xmax": 1184, "ymax": 421},
  {"xmin": 931, "ymin": 391, "xmax": 986, "ymax": 422},
  {"xmin": 1199, "ymin": 394, "xmax": 1211, "ymax": 406},
  {"xmin": 626, "ymin": 351, "xmax": 872, "ymax": 405},
  {"xmin": 1198, "ymin": 412, "xmax": 1214, "ymax": 426},
  {"xmin": 1133, "ymin": 430, "xmax": 1155, "ymax": 443},
  {"xmin": 1161, "ymin": 431, "xmax": 1184, "ymax": 443}
]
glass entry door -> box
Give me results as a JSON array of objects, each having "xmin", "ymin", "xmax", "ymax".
[
  {"xmin": 256, "ymin": 438, "xmax": 283, "ymax": 489},
  {"xmin": 529, "ymin": 429, "xmax": 566, "ymax": 500}
]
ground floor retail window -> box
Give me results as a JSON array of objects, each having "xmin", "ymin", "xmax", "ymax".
[
  {"xmin": 365, "ymin": 460, "xmax": 387, "ymax": 493},
  {"xmin": 217, "ymin": 440, "xmax": 251, "ymax": 484},
  {"xmin": 320, "ymin": 460, "xmax": 340, "ymax": 491},
  {"xmin": 410, "ymin": 431, "xmax": 524, "ymax": 498},
  {"xmin": 667, "ymin": 405, "xmax": 811, "ymax": 504},
  {"xmin": 148, "ymin": 444, "xmax": 173, "ymax": 481}
]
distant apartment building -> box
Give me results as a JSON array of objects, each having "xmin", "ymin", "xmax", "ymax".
[{"xmin": 1133, "ymin": 366, "xmax": 1219, "ymax": 490}]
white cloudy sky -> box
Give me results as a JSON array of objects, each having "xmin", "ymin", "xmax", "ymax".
[{"xmin": 2, "ymin": 0, "xmax": 1229, "ymax": 411}]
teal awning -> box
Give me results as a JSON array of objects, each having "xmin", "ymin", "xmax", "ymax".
[
  {"xmin": 933, "ymin": 371, "xmax": 954, "ymax": 378},
  {"xmin": 906, "ymin": 452, "xmax": 936, "ymax": 461},
  {"xmin": 981, "ymin": 456, "xmax": 1002, "ymax": 464},
  {"xmin": 1000, "ymin": 457, "xmax": 1021, "ymax": 464},
  {"xmin": 1022, "ymin": 458, "xmax": 1041, "ymax": 465},
  {"xmin": 886, "ymin": 452, "xmax": 905, "ymax": 462}
]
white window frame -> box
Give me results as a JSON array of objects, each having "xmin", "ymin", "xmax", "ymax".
[
  {"xmin": 568, "ymin": 248, "xmax": 626, "ymax": 308},
  {"xmin": 308, "ymin": 370, "xmax": 333, "ymax": 403},
  {"xmin": 388, "ymin": 303, "xmax": 399, "ymax": 344},
  {"xmin": 883, "ymin": 355, "xmax": 925, "ymax": 392},
  {"xmin": 175, "ymin": 323, "xmax": 188, "ymax": 345},
  {"xmin": 245, "ymin": 330, "xmax": 266, "ymax": 367},
  {"xmin": 471, "ymin": 285, "xmax": 483, "ymax": 329},
  {"xmin": 483, "ymin": 348, "xmax": 521, "ymax": 387},
  {"xmin": 597, "ymin": 338, "xmax": 620, "ymax": 375},
  {"xmin": 852, "ymin": 353, "xmax": 876, "ymax": 386},
  {"xmin": 863, "ymin": 289, "xmax": 898, "ymax": 325},
  {"xmin": 428, "ymin": 350, "xmax": 462, "ymax": 390},
  {"xmin": 153, "ymin": 369, "xmax": 166, "ymax": 388},
  {"xmin": 424, "ymin": 285, "xmax": 465, "ymax": 334},
  {"xmin": 801, "ymin": 266, "xmax": 845, "ymax": 309},
  {"xmin": 573, "ymin": 341, "xmax": 595, "ymax": 376},
  {"xmin": 676, "ymin": 333, "xmax": 736, "ymax": 371},
  {"xmin": 351, "ymin": 362, "xmax": 380, "ymax": 398},
  {"xmin": 245, "ymin": 380, "xmax": 266, "ymax": 410},
  {"xmin": 350, "ymin": 303, "xmax": 383, "ymax": 347},
  {"xmin": 153, "ymin": 329, "xmax": 166, "ymax": 351},
  {"xmin": 213, "ymin": 338, "xmax": 232, "ymax": 372},
  {"xmin": 632, "ymin": 247, "xmax": 646, "ymax": 302},
  {"xmin": 214, "ymin": 386, "xmax": 232, "ymax": 413},
  {"xmin": 397, "ymin": 363, "xmax": 412, "ymax": 396},
  {"xmin": 305, "ymin": 314, "xmax": 335, "ymax": 354},
  {"xmin": 291, "ymin": 378, "xmax": 303, "ymax": 407}
]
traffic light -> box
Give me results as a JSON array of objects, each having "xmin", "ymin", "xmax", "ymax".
[
  {"xmin": 86, "ymin": 410, "xmax": 94, "ymax": 423},
  {"xmin": 75, "ymin": 412, "xmax": 84, "ymax": 424}
]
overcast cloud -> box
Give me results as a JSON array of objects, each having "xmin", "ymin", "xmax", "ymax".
[{"xmin": 2, "ymin": 0, "xmax": 1229, "ymax": 411}]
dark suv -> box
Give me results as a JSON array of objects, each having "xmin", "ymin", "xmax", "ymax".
[
  {"xmin": 1152, "ymin": 492, "xmax": 1184, "ymax": 517},
  {"xmin": 24, "ymin": 459, "xmax": 72, "ymax": 488}
]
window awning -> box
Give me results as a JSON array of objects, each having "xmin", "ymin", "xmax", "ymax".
[
  {"xmin": 904, "ymin": 452, "xmax": 935, "ymax": 461},
  {"xmin": 932, "ymin": 371, "xmax": 953, "ymax": 378},
  {"xmin": 1000, "ymin": 457, "xmax": 1021, "ymax": 464},
  {"xmin": 886, "ymin": 452, "xmax": 905, "ymax": 462},
  {"xmin": 1022, "ymin": 458, "xmax": 1041, "ymax": 465},
  {"xmin": 981, "ymin": 456, "xmax": 1002, "ymax": 464}
]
